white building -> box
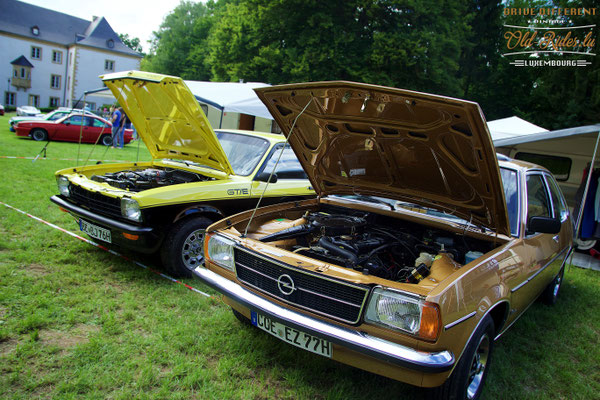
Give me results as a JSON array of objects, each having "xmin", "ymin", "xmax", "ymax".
[{"xmin": 0, "ymin": 0, "xmax": 142, "ymax": 111}]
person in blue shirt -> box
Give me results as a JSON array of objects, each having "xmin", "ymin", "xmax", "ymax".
[
  {"xmin": 110, "ymin": 106, "xmax": 122, "ymax": 148},
  {"xmin": 118, "ymin": 111, "xmax": 131, "ymax": 149}
]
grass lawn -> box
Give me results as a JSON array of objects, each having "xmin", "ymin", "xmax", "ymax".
[{"xmin": 0, "ymin": 112, "xmax": 598, "ymax": 399}]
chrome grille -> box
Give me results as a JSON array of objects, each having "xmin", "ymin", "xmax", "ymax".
[
  {"xmin": 234, "ymin": 247, "xmax": 369, "ymax": 324},
  {"xmin": 69, "ymin": 185, "xmax": 122, "ymax": 219}
]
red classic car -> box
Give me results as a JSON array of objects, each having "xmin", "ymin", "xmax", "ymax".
[{"xmin": 14, "ymin": 114, "xmax": 133, "ymax": 146}]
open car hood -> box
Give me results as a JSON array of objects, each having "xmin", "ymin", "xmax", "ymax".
[
  {"xmin": 102, "ymin": 71, "xmax": 233, "ymax": 175},
  {"xmin": 255, "ymin": 81, "xmax": 510, "ymax": 236}
]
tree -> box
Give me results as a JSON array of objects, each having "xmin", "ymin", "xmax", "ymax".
[
  {"xmin": 119, "ymin": 33, "xmax": 144, "ymax": 54},
  {"xmin": 142, "ymin": 1, "xmax": 217, "ymax": 80},
  {"xmin": 206, "ymin": 0, "xmax": 471, "ymax": 97}
]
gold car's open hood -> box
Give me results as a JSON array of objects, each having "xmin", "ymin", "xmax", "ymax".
[
  {"xmin": 255, "ymin": 81, "xmax": 510, "ymax": 236},
  {"xmin": 102, "ymin": 71, "xmax": 233, "ymax": 175}
]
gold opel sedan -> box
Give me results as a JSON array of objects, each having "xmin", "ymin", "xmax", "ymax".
[{"xmin": 194, "ymin": 82, "xmax": 572, "ymax": 399}]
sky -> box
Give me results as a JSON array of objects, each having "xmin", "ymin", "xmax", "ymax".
[{"xmin": 20, "ymin": 0, "xmax": 193, "ymax": 53}]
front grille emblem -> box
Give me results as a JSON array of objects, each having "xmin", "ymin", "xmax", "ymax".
[{"xmin": 277, "ymin": 274, "xmax": 296, "ymax": 295}]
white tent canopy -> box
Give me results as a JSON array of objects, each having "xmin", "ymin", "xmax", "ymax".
[
  {"xmin": 487, "ymin": 116, "xmax": 548, "ymax": 141},
  {"xmin": 183, "ymin": 81, "xmax": 273, "ymax": 121}
]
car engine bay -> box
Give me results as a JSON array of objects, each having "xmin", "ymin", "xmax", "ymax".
[
  {"xmin": 256, "ymin": 205, "xmax": 495, "ymax": 283},
  {"xmin": 91, "ymin": 167, "xmax": 213, "ymax": 192}
]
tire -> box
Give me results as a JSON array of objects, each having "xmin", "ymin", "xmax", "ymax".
[
  {"xmin": 160, "ymin": 216, "xmax": 212, "ymax": 278},
  {"xmin": 428, "ymin": 315, "xmax": 495, "ymax": 400},
  {"xmin": 100, "ymin": 134, "xmax": 112, "ymax": 146},
  {"xmin": 231, "ymin": 308, "xmax": 252, "ymax": 325},
  {"xmin": 574, "ymin": 238, "xmax": 596, "ymax": 252},
  {"xmin": 31, "ymin": 129, "xmax": 48, "ymax": 141},
  {"xmin": 541, "ymin": 266, "xmax": 564, "ymax": 306}
]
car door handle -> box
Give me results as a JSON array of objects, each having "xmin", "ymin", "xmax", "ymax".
[{"xmin": 552, "ymin": 235, "xmax": 559, "ymax": 243}]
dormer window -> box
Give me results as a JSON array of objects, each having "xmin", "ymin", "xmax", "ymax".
[
  {"xmin": 106, "ymin": 39, "xmax": 114, "ymax": 48},
  {"xmin": 31, "ymin": 26, "xmax": 39, "ymax": 36}
]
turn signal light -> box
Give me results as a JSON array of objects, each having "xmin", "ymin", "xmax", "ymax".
[
  {"xmin": 122, "ymin": 233, "xmax": 139, "ymax": 240},
  {"xmin": 419, "ymin": 302, "xmax": 441, "ymax": 341}
]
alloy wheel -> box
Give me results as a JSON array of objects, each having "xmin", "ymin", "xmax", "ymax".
[
  {"xmin": 181, "ymin": 229, "xmax": 205, "ymax": 269},
  {"xmin": 466, "ymin": 332, "xmax": 490, "ymax": 399}
]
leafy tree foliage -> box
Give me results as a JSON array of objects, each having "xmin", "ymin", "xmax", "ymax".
[
  {"xmin": 206, "ymin": 0, "xmax": 470, "ymax": 97},
  {"xmin": 144, "ymin": 0, "xmax": 598, "ymax": 129},
  {"xmin": 142, "ymin": 1, "xmax": 216, "ymax": 80},
  {"xmin": 118, "ymin": 33, "xmax": 144, "ymax": 54}
]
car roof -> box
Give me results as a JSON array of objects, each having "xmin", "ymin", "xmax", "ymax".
[{"xmin": 498, "ymin": 158, "xmax": 550, "ymax": 173}]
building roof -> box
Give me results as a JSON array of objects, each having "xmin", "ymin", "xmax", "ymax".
[
  {"xmin": 0, "ymin": 0, "xmax": 141, "ymax": 57},
  {"xmin": 183, "ymin": 80, "xmax": 274, "ymax": 120},
  {"xmin": 487, "ymin": 116, "xmax": 548, "ymax": 141},
  {"xmin": 493, "ymin": 124, "xmax": 600, "ymax": 147},
  {"xmin": 10, "ymin": 55, "xmax": 34, "ymax": 67}
]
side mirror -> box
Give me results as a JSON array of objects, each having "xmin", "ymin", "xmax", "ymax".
[
  {"xmin": 64, "ymin": 122, "xmax": 70, "ymax": 126},
  {"xmin": 527, "ymin": 216, "xmax": 561, "ymax": 235},
  {"xmin": 254, "ymin": 172, "xmax": 278, "ymax": 183}
]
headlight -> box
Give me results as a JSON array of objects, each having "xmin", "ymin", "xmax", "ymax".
[
  {"xmin": 121, "ymin": 197, "xmax": 142, "ymax": 221},
  {"xmin": 204, "ymin": 234, "xmax": 235, "ymax": 272},
  {"xmin": 365, "ymin": 288, "xmax": 440, "ymax": 341},
  {"xmin": 57, "ymin": 176, "xmax": 70, "ymax": 197}
]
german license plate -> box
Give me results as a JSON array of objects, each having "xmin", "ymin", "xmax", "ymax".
[
  {"xmin": 80, "ymin": 219, "xmax": 111, "ymax": 243},
  {"xmin": 251, "ymin": 311, "xmax": 332, "ymax": 358}
]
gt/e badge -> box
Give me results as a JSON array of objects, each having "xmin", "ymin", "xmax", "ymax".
[{"xmin": 227, "ymin": 188, "xmax": 249, "ymax": 195}]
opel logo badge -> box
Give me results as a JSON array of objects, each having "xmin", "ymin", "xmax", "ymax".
[{"xmin": 277, "ymin": 274, "xmax": 296, "ymax": 295}]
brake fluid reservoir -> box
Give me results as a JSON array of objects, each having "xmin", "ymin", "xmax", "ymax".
[{"xmin": 465, "ymin": 251, "xmax": 484, "ymax": 264}]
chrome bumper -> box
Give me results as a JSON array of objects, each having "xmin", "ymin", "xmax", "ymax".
[{"xmin": 193, "ymin": 266, "xmax": 455, "ymax": 373}]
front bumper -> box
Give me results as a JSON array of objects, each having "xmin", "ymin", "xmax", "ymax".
[
  {"xmin": 50, "ymin": 195, "xmax": 162, "ymax": 253},
  {"xmin": 193, "ymin": 266, "xmax": 455, "ymax": 374}
]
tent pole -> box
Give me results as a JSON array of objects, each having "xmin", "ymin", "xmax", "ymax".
[
  {"xmin": 219, "ymin": 109, "xmax": 224, "ymax": 129},
  {"xmin": 570, "ymin": 131, "xmax": 600, "ymax": 269}
]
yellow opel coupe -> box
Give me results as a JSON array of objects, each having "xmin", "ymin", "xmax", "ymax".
[
  {"xmin": 51, "ymin": 71, "xmax": 314, "ymax": 277},
  {"xmin": 195, "ymin": 82, "xmax": 572, "ymax": 399}
]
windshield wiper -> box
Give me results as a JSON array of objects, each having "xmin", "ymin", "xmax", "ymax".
[{"xmin": 342, "ymin": 195, "xmax": 395, "ymax": 211}]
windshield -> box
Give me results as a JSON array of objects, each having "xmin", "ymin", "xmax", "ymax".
[
  {"xmin": 333, "ymin": 195, "xmax": 470, "ymax": 223},
  {"xmin": 215, "ymin": 131, "xmax": 270, "ymax": 176}
]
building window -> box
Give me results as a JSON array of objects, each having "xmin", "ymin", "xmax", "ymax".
[
  {"xmin": 515, "ymin": 152, "xmax": 572, "ymax": 181},
  {"xmin": 52, "ymin": 50, "xmax": 63, "ymax": 64},
  {"xmin": 31, "ymin": 26, "xmax": 40, "ymax": 36},
  {"xmin": 20, "ymin": 68, "xmax": 26, "ymax": 78},
  {"xmin": 50, "ymin": 75, "xmax": 61, "ymax": 89},
  {"xmin": 49, "ymin": 97, "xmax": 60, "ymax": 107},
  {"xmin": 87, "ymin": 102, "xmax": 96, "ymax": 111},
  {"xmin": 29, "ymin": 94, "xmax": 40, "ymax": 107},
  {"xmin": 5, "ymin": 92, "xmax": 16, "ymax": 106},
  {"xmin": 104, "ymin": 60, "xmax": 115, "ymax": 71},
  {"xmin": 31, "ymin": 46, "xmax": 41, "ymax": 60}
]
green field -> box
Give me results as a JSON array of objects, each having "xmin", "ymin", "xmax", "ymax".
[{"xmin": 0, "ymin": 113, "xmax": 598, "ymax": 399}]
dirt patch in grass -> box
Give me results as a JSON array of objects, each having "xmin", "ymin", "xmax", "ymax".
[
  {"xmin": 25, "ymin": 263, "xmax": 50, "ymax": 276},
  {"xmin": 39, "ymin": 324, "xmax": 100, "ymax": 349},
  {"xmin": 0, "ymin": 338, "xmax": 19, "ymax": 356}
]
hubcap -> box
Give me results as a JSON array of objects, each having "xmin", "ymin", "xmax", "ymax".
[
  {"xmin": 181, "ymin": 229, "xmax": 205, "ymax": 269},
  {"xmin": 466, "ymin": 333, "xmax": 490, "ymax": 400}
]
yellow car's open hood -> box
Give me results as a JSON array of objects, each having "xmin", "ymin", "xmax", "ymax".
[
  {"xmin": 102, "ymin": 71, "xmax": 233, "ymax": 175},
  {"xmin": 255, "ymin": 81, "xmax": 510, "ymax": 236}
]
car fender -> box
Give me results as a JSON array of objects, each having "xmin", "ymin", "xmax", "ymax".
[{"xmin": 173, "ymin": 205, "xmax": 225, "ymax": 224}]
